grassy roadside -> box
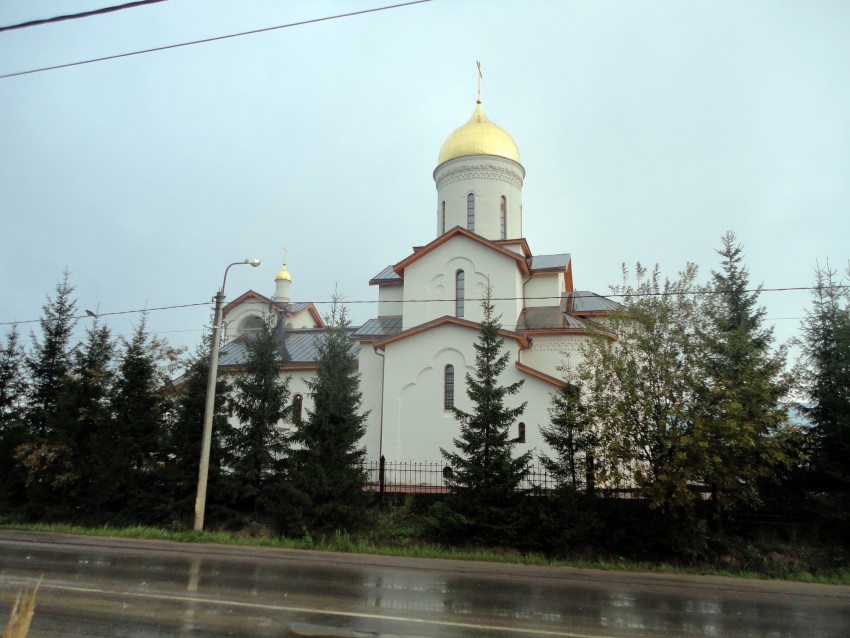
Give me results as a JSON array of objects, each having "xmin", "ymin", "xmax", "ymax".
[{"xmin": 2, "ymin": 518, "xmax": 849, "ymax": 586}]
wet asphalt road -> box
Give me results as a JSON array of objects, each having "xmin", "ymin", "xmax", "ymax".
[{"xmin": 1, "ymin": 530, "xmax": 849, "ymax": 637}]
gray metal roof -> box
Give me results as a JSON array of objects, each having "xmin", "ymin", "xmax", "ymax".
[
  {"xmin": 285, "ymin": 301, "xmax": 313, "ymax": 315},
  {"xmin": 218, "ymin": 327, "xmax": 359, "ymax": 367},
  {"xmin": 369, "ymin": 265, "xmax": 402, "ymax": 285},
  {"xmin": 517, "ymin": 307, "xmax": 588, "ymax": 331},
  {"xmin": 529, "ymin": 253, "xmax": 571, "ymax": 271},
  {"xmin": 566, "ymin": 291, "xmax": 621, "ymax": 313},
  {"xmin": 353, "ymin": 316, "xmax": 403, "ymax": 338}
]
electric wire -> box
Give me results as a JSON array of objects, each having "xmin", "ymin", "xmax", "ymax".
[
  {"xmin": 1, "ymin": 285, "xmax": 846, "ymax": 328},
  {"xmin": 0, "ymin": 0, "xmax": 435, "ymax": 80},
  {"xmin": 0, "ymin": 1, "xmax": 166, "ymax": 33}
]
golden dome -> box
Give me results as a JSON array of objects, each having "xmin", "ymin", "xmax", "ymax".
[
  {"xmin": 437, "ymin": 102, "xmax": 520, "ymax": 165},
  {"xmin": 275, "ymin": 265, "xmax": 291, "ymax": 282}
]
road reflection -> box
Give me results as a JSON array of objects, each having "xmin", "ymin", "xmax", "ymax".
[{"xmin": 2, "ymin": 533, "xmax": 849, "ymax": 637}]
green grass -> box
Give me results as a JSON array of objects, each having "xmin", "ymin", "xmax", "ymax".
[{"xmin": 2, "ymin": 518, "xmax": 848, "ymax": 585}]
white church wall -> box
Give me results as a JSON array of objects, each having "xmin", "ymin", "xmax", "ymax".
[
  {"xmin": 378, "ymin": 323, "xmax": 556, "ymax": 462},
  {"xmin": 401, "ymin": 236, "xmax": 524, "ymax": 330},
  {"xmin": 377, "ymin": 284, "xmax": 403, "ymax": 317},
  {"xmin": 288, "ymin": 308, "xmax": 318, "ymax": 329},
  {"xmin": 520, "ymin": 334, "xmax": 588, "ymax": 377},
  {"xmin": 434, "ymin": 155, "xmax": 524, "ymax": 240},
  {"xmin": 525, "ymin": 272, "xmax": 563, "ymax": 306},
  {"xmin": 357, "ymin": 342, "xmax": 386, "ymax": 463},
  {"xmin": 223, "ymin": 301, "xmax": 273, "ymax": 342}
]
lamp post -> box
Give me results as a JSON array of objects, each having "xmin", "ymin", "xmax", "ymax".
[{"xmin": 194, "ymin": 258, "xmax": 261, "ymax": 532}]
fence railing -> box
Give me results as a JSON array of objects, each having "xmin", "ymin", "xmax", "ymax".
[{"xmin": 363, "ymin": 458, "xmax": 559, "ymax": 494}]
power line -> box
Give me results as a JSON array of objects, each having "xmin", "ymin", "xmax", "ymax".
[
  {"xmin": 0, "ymin": 0, "xmax": 434, "ymax": 80},
  {"xmin": 0, "ymin": 1, "xmax": 166, "ymax": 33},
  {"xmin": 1, "ymin": 285, "xmax": 846, "ymax": 328}
]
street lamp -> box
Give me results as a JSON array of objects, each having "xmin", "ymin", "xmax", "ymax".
[{"xmin": 194, "ymin": 258, "xmax": 261, "ymax": 531}]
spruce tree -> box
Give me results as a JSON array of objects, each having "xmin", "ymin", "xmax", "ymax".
[
  {"xmin": 800, "ymin": 262, "xmax": 850, "ymax": 527},
  {"xmin": 435, "ymin": 288, "xmax": 532, "ymax": 545},
  {"xmin": 540, "ymin": 374, "xmax": 594, "ymax": 490},
  {"xmin": 93, "ymin": 314, "xmax": 180, "ymax": 520},
  {"xmin": 0, "ymin": 326, "xmax": 28, "ymax": 510},
  {"xmin": 15, "ymin": 272, "xmax": 78, "ymax": 513},
  {"xmin": 25, "ymin": 271, "xmax": 77, "ymax": 437},
  {"xmin": 55, "ymin": 320, "xmax": 115, "ymax": 518},
  {"xmin": 697, "ymin": 232, "xmax": 792, "ymax": 518},
  {"xmin": 288, "ymin": 297, "xmax": 368, "ymax": 534},
  {"xmin": 225, "ymin": 312, "xmax": 291, "ymax": 519}
]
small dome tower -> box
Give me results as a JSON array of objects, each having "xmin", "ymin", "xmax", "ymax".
[{"xmin": 272, "ymin": 249, "xmax": 292, "ymax": 303}]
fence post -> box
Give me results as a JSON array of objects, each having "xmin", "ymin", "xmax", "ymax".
[{"xmin": 379, "ymin": 455, "xmax": 386, "ymax": 499}]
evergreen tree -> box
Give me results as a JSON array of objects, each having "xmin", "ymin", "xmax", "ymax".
[
  {"xmin": 0, "ymin": 326, "xmax": 29, "ymax": 510},
  {"xmin": 225, "ymin": 312, "xmax": 291, "ymax": 519},
  {"xmin": 166, "ymin": 332, "xmax": 230, "ymax": 524},
  {"xmin": 0, "ymin": 326, "xmax": 27, "ymax": 422},
  {"xmin": 800, "ymin": 262, "xmax": 850, "ymax": 527},
  {"xmin": 14, "ymin": 272, "xmax": 78, "ymax": 513},
  {"xmin": 539, "ymin": 372, "xmax": 594, "ymax": 491},
  {"xmin": 434, "ymin": 288, "xmax": 532, "ymax": 545},
  {"xmin": 288, "ymin": 297, "xmax": 368, "ymax": 534},
  {"xmin": 25, "ymin": 271, "xmax": 77, "ymax": 437},
  {"xmin": 92, "ymin": 314, "xmax": 180, "ymax": 521},
  {"xmin": 54, "ymin": 320, "xmax": 115, "ymax": 518},
  {"xmin": 696, "ymin": 232, "xmax": 793, "ymax": 519}
]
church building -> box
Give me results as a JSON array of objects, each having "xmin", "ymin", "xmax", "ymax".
[{"xmin": 218, "ymin": 96, "xmax": 618, "ymax": 466}]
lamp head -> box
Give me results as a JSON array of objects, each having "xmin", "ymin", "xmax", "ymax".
[{"xmin": 247, "ymin": 259, "xmax": 261, "ymax": 267}]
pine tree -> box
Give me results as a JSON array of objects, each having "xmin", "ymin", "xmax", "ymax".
[
  {"xmin": 166, "ymin": 332, "xmax": 230, "ymax": 524},
  {"xmin": 540, "ymin": 373, "xmax": 594, "ymax": 491},
  {"xmin": 435, "ymin": 288, "xmax": 532, "ymax": 545},
  {"xmin": 697, "ymin": 232, "xmax": 792, "ymax": 518},
  {"xmin": 225, "ymin": 311, "xmax": 291, "ymax": 519},
  {"xmin": 800, "ymin": 263, "xmax": 850, "ymax": 514},
  {"xmin": 288, "ymin": 297, "xmax": 368, "ymax": 534},
  {"xmin": 0, "ymin": 326, "xmax": 29, "ymax": 510}
]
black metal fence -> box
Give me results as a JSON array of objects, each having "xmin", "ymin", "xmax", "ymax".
[{"xmin": 363, "ymin": 458, "xmax": 559, "ymax": 494}]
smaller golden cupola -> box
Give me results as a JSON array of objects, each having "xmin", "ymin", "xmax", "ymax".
[{"xmin": 273, "ymin": 249, "xmax": 292, "ymax": 302}]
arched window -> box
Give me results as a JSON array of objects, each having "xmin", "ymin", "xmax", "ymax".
[
  {"xmin": 239, "ymin": 314, "xmax": 264, "ymax": 338},
  {"xmin": 466, "ymin": 193, "xmax": 475, "ymax": 231},
  {"xmin": 455, "ymin": 270, "xmax": 465, "ymax": 318},
  {"xmin": 441, "ymin": 201, "xmax": 446, "ymax": 234},
  {"xmin": 444, "ymin": 365, "xmax": 455, "ymax": 410},
  {"xmin": 500, "ymin": 195, "xmax": 507, "ymax": 239},
  {"xmin": 292, "ymin": 393, "xmax": 303, "ymax": 422}
]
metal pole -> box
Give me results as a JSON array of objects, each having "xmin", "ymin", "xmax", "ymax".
[{"xmin": 194, "ymin": 289, "xmax": 224, "ymax": 532}]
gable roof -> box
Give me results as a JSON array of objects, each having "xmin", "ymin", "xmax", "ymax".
[
  {"xmin": 393, "ymin": 226, "xmax": 530, "ymax": 277},
  {"xmin": 218, "ymin": 327, "xmax": 358, "ymax": 368},
  {"xmin": 374, "ymin": 314, "xmax": 530, "ymax": 351},
  {"xmin": 222, "ymin": 290, "xmax": 324, "ymax": 327}
]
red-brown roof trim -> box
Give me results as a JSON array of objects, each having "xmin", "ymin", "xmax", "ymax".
[
  {"xmin": 374, "ymin": 315, "xmax": 531, "ymax": 351},
  {"xmin": 393, "ymin": 227, "xmax": 530, "ymax": 277},
  {"xmin": 515, "ymin": 362, "xmax": 563, "ymax": 388}
]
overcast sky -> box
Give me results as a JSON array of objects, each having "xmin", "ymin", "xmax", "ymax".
[{"xmin": 1, "ymin": 0, "xmax": 848, "ymax": 358}]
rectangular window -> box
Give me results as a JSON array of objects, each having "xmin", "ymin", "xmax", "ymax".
[
  {"xmin": 455, "ymin": 270, "xmax": 465, "ymax": 318},
  {"xmin": 444, "ymin": 365, "xmax": 455, "ymax": 409}
]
